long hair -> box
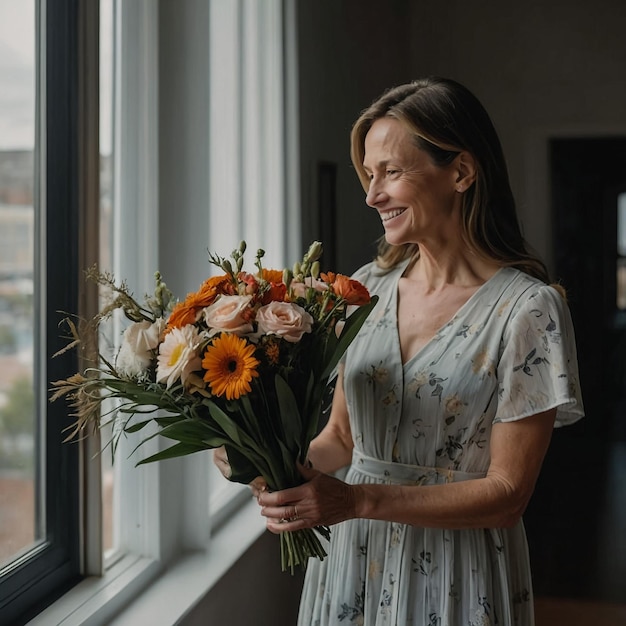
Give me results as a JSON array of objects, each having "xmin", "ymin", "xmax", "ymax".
[{"xmin": 350, "ymin": 77, "xmax": 549, "ymax": 283}]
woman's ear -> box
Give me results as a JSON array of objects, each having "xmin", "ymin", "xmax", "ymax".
[{"xmin": 454, "ymin": 151, "xmax": 477, "ymax": 193}]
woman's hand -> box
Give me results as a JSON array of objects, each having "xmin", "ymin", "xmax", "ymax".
[
  {"xmin": 212, "ymin": 446, "xmax": 267, "ymax": 497},
  {"xmin": 258, "ymin": 463, "xmax": 357, "ymax": 533},
  {"xmin": 212, "ymin": 446, "xmax": 232, "ymax": 479}
]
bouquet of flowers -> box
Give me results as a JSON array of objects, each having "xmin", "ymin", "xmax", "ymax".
[{"xmin": 51, "ymin": 241, "xmax": 377, "ymax": 572}]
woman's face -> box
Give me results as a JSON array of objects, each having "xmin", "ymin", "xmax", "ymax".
[{"xmin": 362, "ymin": 117, "xmax": 462, "ymax": 247}]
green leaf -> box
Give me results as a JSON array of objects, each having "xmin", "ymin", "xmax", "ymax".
[
  {"xmin": 204, "ymin": 400, "xmax": 245, "ymax": 446},
  {"xmin": 136, "ymin": 442, "xmax": 207, "ymax": 465},
  {"xmin": 223, "ymin": 444, "xmax": 264, "ymax": 485},
  {"xmin": 158, "ymin": 419, "xmax": 224, "ymax": 445},
  {"xmin": 274, "ymin": 374, "xmax": 302, "ymax": 454},
  {"xmin": 320, "ymin": 295, "xmax": 378, "ymax": 379},
  {"xmin": 123, "ymin": 418, "xmax": 157, "ymax": 433}
]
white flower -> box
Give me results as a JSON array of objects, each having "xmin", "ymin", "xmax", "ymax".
[
  {"xmin": 116, "ymin": 318, "xmax": 165, "ymax": 378},
  {"xmin": 202, "ymin": 294, "xmax": 254, "ymax": 336},
  {"xmin": 156, "ymin": 324, "xmax": 202, "ymax": 388},
  {"xmin": 256, "ymin": 301, "xmax": 313, "ymax": 343}
]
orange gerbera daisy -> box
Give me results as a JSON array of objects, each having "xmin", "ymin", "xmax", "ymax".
[{"xmin": 202, "ymin": 334, "xmax": 260, "ymax": 400}]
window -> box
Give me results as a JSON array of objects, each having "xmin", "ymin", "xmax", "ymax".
[
  {"xmin": 0, "ymin": 1, "xmax": 83, "ymax": 622},
  {"xmin": 2, "ymin": 1, "xmax": 297, "ymax": 622},
  {"xmin": 0, "ymin": 0, "xmax": 39, "ymax": 574}
]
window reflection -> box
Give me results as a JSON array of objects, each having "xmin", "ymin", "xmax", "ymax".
[
  {"xmin": 0, "ymin": 0, "xmax": 39, "ymax": 567},
  {"xmin": 617, "ymin": 193, "xmax": 626, "ymax": 311},
  {"xmin": 100, "ymin": 0, "xmax": 116, "ymax": 557}
]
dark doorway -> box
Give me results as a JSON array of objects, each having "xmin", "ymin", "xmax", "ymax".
[{"xmin": 524, "ymin": 138, "xmax": 626, "ymax": 604}]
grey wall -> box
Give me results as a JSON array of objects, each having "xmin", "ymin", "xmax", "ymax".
[
  {"xmin": 181, "ymin": 532, "xmax": 304, "ymax": 625},
  {"xmin": 297, "ymin": 0, "xmax": 413, "ymax": 274}
]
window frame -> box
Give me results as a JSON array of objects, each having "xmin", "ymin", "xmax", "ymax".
[
  {"xmin": 0, "ymin": 0, "xmax": 82, "ymax": 622},
  {"xmin": 5, "ymin": 0, "xmax": 299, "ymax": 622}
]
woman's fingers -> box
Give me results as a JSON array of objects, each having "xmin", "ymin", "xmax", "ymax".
[
  {"xmin": 212, "ymin": 446, "xmax": 232, "ymax": 479},
  {"xmin": 250, "ymin": 477, "xmax": 268, "ymax": 499},
  {"xmin": 258, "ymin": 470, "xmax": 356, "ymax": 532}
]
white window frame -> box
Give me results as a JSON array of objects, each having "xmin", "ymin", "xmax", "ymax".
[{"xmin": 28, "ymin": 0, "xmax": 299, "ymax": 623}]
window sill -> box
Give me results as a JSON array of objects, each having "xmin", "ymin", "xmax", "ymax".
[{"xmin": 27, "ymin": 498, "xmax": 266, "ymax": 626}]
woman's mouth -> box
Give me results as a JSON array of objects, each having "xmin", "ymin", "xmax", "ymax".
[{"xmin": 381, "ymin": 208, "xmax": 407, "ymax": 223}]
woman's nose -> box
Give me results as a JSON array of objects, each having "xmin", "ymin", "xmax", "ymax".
[{"xmin": 365, "ymin": 179, "xmax": 386, "ymax": 207}]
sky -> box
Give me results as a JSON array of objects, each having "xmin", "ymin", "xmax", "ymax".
[
  {"xmin": 0, "ymin": 0, "xmax": 35, "ymax": 150},
  {"xmin": 0, "ymin": 0, "xmax": 113, "ymax": 153}
]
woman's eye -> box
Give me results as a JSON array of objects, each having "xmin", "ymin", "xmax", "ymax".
[{"xmin": 386, "ymin": 169, "xmax": 399, "ymax": 176}]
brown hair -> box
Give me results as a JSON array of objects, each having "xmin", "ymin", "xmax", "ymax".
[{"xmin": 350, "ymin": 77, "xmax": 550, "ymax": 283}]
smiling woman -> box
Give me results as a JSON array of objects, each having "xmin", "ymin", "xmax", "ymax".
[{"xmin": 246, "ymin": 77, "xmax": 585, "ymax": 626}]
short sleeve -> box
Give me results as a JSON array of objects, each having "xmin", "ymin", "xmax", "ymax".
[{"xmin": 495, "ymin": 285, "xmax": 584, "ymax": 427}]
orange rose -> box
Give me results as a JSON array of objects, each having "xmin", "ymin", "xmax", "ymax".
[
  {"xmin": 167, "ymin": 275, "xmax": 233, "ymax": 329},
  {"xmin": 262, "ymin": 281, "xmax": 287, "ymax": 304},
  {"xmin": 332, "ymin": 274, "xmax": 371, "ymax": 306},
  {"xmin": 167, "ymin": 301, "xmax": 198, "ymax": 329},
  {"xmin": 194, "ymin": 275, "xmax": 233, "ymax": 306}
]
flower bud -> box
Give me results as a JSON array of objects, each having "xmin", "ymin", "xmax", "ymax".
[
  {"xmin": 311, "ymin": 261, "xmax": 320, "ymax": 279},
  {"xmin": 222, "ymin": 259, "xmax": 233, "ymax": 274},
  {"xmin": 306, "ymin": 241, "xmax": 323, "ymax": 263},
  {"xmin": 282, "ymin": 268, "xmax": 293, "ymax": 289},
  {"xmin": 239, "ymin": 240, "xmax": 247, "ymax": 254},
  {"xmin": 293, "ymin": 262, "xmax": 301, "ymax": 277}
]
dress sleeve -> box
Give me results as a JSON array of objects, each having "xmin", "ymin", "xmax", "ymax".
[{"xmin": 494, "ymin": 284, "xmax": 585, "ymax": 427}]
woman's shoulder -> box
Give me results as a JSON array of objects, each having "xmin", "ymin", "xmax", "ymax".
[{"xmin": 498, "ymin": 267, "xmax": 571, "ymax": 322}]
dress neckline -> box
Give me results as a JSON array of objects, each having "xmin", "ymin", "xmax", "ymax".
[{"xmin": 394, "ymin": 263, "xmax": 510, "ymax": 369}]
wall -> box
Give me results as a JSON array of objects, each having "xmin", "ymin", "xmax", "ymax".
[
  {"xmin": 297, "ymin": 0, "xmax": 413, "ymax": 274},
  {"xmin": 181, "ymin": 532, "xmax": 305, "ymax": 625},
  {"xmin": 408, "ymin": 0, "xmax": 626, "ymax": 271}
]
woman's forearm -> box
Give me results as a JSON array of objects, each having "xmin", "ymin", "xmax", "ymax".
[{"xmin": 307, "ymin": 425, "xmax": 353, "ymax": 475}]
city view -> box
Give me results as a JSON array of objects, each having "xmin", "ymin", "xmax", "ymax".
[
  {"xmin": 0, "ymin": 0, "xmax": 37, "ymax": 566},
  {"xmin": 0, "ymin": 148, "xmax": 35, "ymax": 565}
]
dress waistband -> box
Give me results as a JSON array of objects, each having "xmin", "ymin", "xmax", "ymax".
[{"xmin": 350, "ymin": 449, "xmax": 486, "ymax": 485}]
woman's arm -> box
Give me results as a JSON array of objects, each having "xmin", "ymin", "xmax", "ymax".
[
  {"xmin": 259, "ymin": 407, "xmax": 556, "ymax": 531},
  {"xmin": 306, "ymin": 365, "xmax": 354, "ymax": 474}
]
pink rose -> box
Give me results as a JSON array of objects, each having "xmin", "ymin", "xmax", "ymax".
[
  {"xmin": 290, "ymin": 277, "xmax": 328, "ymax": 298},
  {"xmin": 202, "ymin": 295, "xmax": 254, "ymax": 336},
  {"xmin": 256, "ymin": 301, "xmax": 313, "ymax": 343}
]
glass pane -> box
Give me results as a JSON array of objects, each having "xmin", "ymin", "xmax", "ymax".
[
  {"xmin": 0, "ymin": 0, "xmax": 40, "ymax": 567},
  {"xmin": 100, "ymin": 0, "xmax": 117, "ymax": 557},
  {"xmin": 618, "ymin": 193, "xmax": 626, "ymax": 311}
]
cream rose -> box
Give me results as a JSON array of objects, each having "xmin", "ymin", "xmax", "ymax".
[
  {"xmin": 256, "ymin": 301, "xmax": 313, "ymax": 343},
  {"xmin": 116, "ymin": 318, "xmax": 165, "ymax": 377},
  {"xmin": 202, "ymin": 294, "xmax": 254, "ymax": 336}
]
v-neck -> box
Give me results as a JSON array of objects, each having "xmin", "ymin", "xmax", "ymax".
[{"xmin": 393, "ymin": 264, "xmax": 508, "ymax": 369}]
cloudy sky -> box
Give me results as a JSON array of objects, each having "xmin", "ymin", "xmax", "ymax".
[{"xmin": 0, "ymin": 0, "xmax": 35, "ymax": 150}]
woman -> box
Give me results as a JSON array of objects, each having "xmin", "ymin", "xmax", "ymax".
[{"xmin": 219, "ymin": 77, "xmax": 584, "ymax": 625}]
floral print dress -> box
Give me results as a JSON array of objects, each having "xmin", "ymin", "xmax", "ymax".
[{"xmin": 297, "ymin": 261, "xmax": 584, "ymax": 626}]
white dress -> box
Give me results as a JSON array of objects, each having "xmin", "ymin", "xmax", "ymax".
[{"xmin": 298, "ymin": 260, "xmax": 584, "ymax": 626}]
